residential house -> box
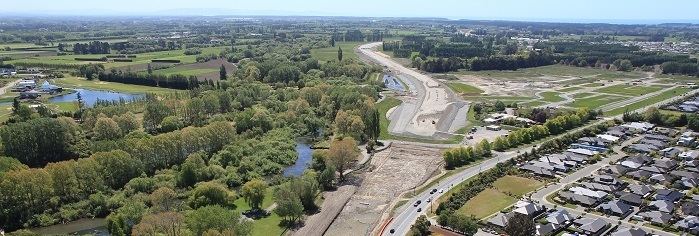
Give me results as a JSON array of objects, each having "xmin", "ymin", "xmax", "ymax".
[
  {"xmin": 674, "ymin": 216, "xmax": 699, "ymax": 235},
  {"xmin": 621, "ymin": 122, "xmax": 655, "ymax": 133},
  {"xmin": 649, "ymin": 173, "xmax": 674, "ymax": 185},
  {"xmin": 535, "ymin": 223, "xmax": 556, "ymax": 236},
  {"xmin": 638, "ymin": 211, "xmax": 673, "ymax": 225},
  {"xmin": 654, "ymin": 159, "xmax": 678, "ymax": 170},
  {"xmin": 573, "ymin": 217, "xmax": 609, "ymax": 236},
  {"xmin": 649, "ymin": 199, "xmax": 675, "ymax": 213},
  {"xmin": 546, "ymin": 209, "xmax": 573, "ymax": 226},
  {"xmin": 655, "ymin": 189, "xmax": 684, "ymax": 202},
  {"xmin": 611, "ymin": 227, "xmax": 648, "ymax": 236},
  {"xmin": 680, "ymin": 201, "xmax": 699, "ymax": 216},
  {"xmin": 599, "ymin": 200, "xmax": 632, "ymax": 217},
  {"xmin": 570, "ymin": 186, "xmax": 608, "ymax": 199},
  {"xmin": 513, "ymin": 201, "xmax": 545, "ymax": 217},
  {"xmin": 619, "ymin": 192, "xmax": 644, "ymax": 206},
  {"xmin": 679, "ymin": 151, "xmax": 699, "ymax": 160},
  {"xmin": 487, "ymin": 212, "xmax": 514, "ymax": 228},
  {"xmin": 626, "ymin": 170, "xmax": 652, "ymax": 181},
  {"xmin": 627, "ymin": 184, "xmax": 654, "ymax": 197},
  {"xmin": 559, "ymin": 191, "xmax": 599, "ymax": 207},
  {"xmin": 660, "ymin": 147, "xmax": 682, "ymax": 158}
]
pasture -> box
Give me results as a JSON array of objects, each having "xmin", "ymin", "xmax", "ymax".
[
  {"xmin": 568, "ymin": 94, "xmax": 626, "ymax": 108},
  {"xmin": 310, "ymin": 42, "xmax": 362, "ymax": 62},
  {"xmin": 594, "ymin": 84, "xmax": 666, "ymax": 96}
]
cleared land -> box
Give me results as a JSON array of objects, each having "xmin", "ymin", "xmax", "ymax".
[
  {"xmin": 456, "ymin": 175, "xmax": 542, "ymax": 219},
  {"xmin": 568, "ymin": 94, "xmax": 626, "ymax": 108},
  {"xmin": 572, "ymin": 92, "xmax": 595, "ymax": 98},
  {"xmin": 446, "ymin": 82, "xmax": 484, "ymax": 95},
  {"xmin": 557, "ymin": 86, "xmax": 583, "ymax": 93},
  {"xmin": 594, "ymin": 84, "xmax": 665, "ymax": 96},
  {"xmin": 456, "ymin": 65, "xmax": 645, "ymax": 81},
  {"xmin": 311, "ymin": 42, "xmax": 362, "ymax": 62}
]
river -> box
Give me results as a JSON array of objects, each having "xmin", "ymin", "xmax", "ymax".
[{"xmin": 282, "ymin": 140, "xmax": 314, "ymax": 177}]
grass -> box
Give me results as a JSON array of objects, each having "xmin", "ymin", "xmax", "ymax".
[
  {"xmin": 376, "ymin": 97, "xmax": 402, "ymax": 140},
  {"xmin": 606, "ymin": 87, "xmax": 693, "ymax": 116},
  {"xmin": 568, "ymin": 94, "xmax": 626, "ymax": 108},
  {"xmin": 54, "ymin": 77, "xmax": 179, "ymax": 94},
  {"xmin": 492, "ymin": 175, "xmax": 544, "ymax": 196},
  {"xmin": 231, "ymin": 189, "xmax": 284, "ymax": 236},
  {"xmin": 540, "ymin": 92, "xmax": 564, "ymax": 103},
  {"xmin": 153, "ymin": 68, "xmax": 219, "ymax": 77},
  {"xmin": 310, "ymin": 42, "xmax": 362, "ymax": 62},
  {"xmin": 446, "ymin": 82, "xmax": 484, "ymax": 95},
  {"xmin": 523, "ymin": 100, "xmax": 547, "ymax": 107},
  {"xmin": 456, "ymin": 188, "xmax": 516, "ymax": 219},
  {"xmin": 594, "ymin": 84, "xmax": 666, "ymax": 96},
  {"xmin": 557, "ymin": 86, "xmax": 583, "ymax": 93},
  {"xmin": 456, "ymin": 65, "xmax": 644, "ymax": 81},
  {"xmin": 9, "ymin": 46, "xmax": 228, "ymax": 69},
  {"xmin": 572, "ymin": 92, "xmax": 595, "ymax": 99},
  {"xmin": 462, "ymin": 96, "xmax": 535, "ymax": 103}
]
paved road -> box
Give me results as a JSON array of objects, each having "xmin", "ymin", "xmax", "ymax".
[
  {"xmin": 358, "ymin": 42, "xmax": 466, "ymax": 138},
  {"xmin": 382, "ymin": 148, "xmax": 530, "ymax": 236}
]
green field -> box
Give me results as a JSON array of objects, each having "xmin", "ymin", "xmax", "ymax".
[
  {"xmin": 463, "ymin": 96, "xmax": 534, "ymax": 103},
  {"xmin": 557, "ymin": 86, "xmax": 583, "ymax": 93},
  {"xmin": 456, "ymin": 65, "xmax": 645, "ymax": 81},
  {"xmin": 540, "ymin": 92, "xmax": 564, "ymax": 102},
  {"xmin": 522, "ymin": 100, "xmax": 547, "ymax": 107},
  {"xmin": 310, "ymin": 42, "xmax": 362, "ymax": 62},
  {"xmin": 594, "ymin": 84, "xmax": 666, "ymax": 96},
  {"xmin": 446, "ymin": 82, "xmax": 484, "ymax": 95},
  {"xmin": 54, "ymin": 77, "xmax": 179, "ymax": 94},
  {"xmin": 492, "ymin": 175, "xmax": 543, "ymax": 196},
  {"xmin": 606, "ymin": 87, "xmax": 693, "ymax": 116},
  {"xmin": 456, "ymin": 175, "xmax": 542, "ymax": 219},
  {"xmin": 153, "ymin": 68, "xmax": 219, "ymax": 77},
  {"xmin": 568, "ymin": 94, "xmax": 626, "ymax": 108},
  {"xmin": 376, "ymin": 97, "xmax": 402, "ymax": 140},
  {"xmin": 10, "ymin": 46, "xmax": 228, "ymax": 69},
  {"xmin": 572, "ymin": 92, "xmax": 595, "ymax": 99}
]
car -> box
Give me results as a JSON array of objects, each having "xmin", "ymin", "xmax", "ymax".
[
  {"xmin": 426, "ymin": 198, "xmax": 431, "ymax": 203},
  {"xmin": 430, "ymin": 189, "xmax": 437, "ymax": 194},
  {"xmin": 413, "ymin": 200, "xmax": 421, "ymax": 207},
  {"xmin": 417, "ymin": 208, "xmax": 422, "ymax": 212},
  {"xmin": 438, "ymin": 189, "xmax": 444, "ymax": 193},
  {"xmin": 389, "ymin": 229, "xmax": 395, "ymax": 234},
  {"xmin": 471, "ymin": 127, "xmax": 477, "ymax": 132}
]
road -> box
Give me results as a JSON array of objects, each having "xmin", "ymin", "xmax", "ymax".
[
  {"xmin": 382, "ymin": 148, "xmax": 531, "ymax": 236},
  {"xmin": 358, "ymin": 42, "xmax": 467, "ymax": 139}
]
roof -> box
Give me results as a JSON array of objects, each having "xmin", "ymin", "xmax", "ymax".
[
  {"xmin": 599, "ymin": 200, "xmax": 632, "ymax": 215},
  {"xmin": 575, "ymin": 217, "xmax": 608, "ymax": 233},
  {"xmin": 655, "ymin": 189, "xmax": 684, "ymax": 202},
  {"xmin": 674, "ymin": 215, "xmax": 699, "ymax": 230},
  {"xmin": 681, "ymin": 201, "xmax": 699, "ymax": 216},
  {"xmin": 621, "ymin": 122, "xmax": 654, "ymax": 132},
  {"xmin": 487, "ymin": 212, "xmax": 514, "ymax": 227},
  {"xmin": 560, "ymin": 191, "xmax": 599, "ymax": 206},
  {"xmin": 536, "ymin": 223, "xmax": 556, "ymax": 236},
  {"xmin": 514, "ymin": 201, "xmax": 544, "ymax": 216},
  {"xmin": 611, "ymin": 227, "xmax": 648, "ymax": 236},
  {"xmin": 570, "ymin": 186, "xmax": 607, "ymax": 199},
  {"xmin": 567, "ymin": 148, "xmax": 598, "ymax": 156},
  {"xmin": 546, "ymin": 209, "xmax": 572, "ymax": 225},
  {"xmin": 627, "ymin": 184, "xmax": 654, "ymax": 196},
  {"xmin": 619, "ymin": 193, "xmax": 644, "ymax": 205},
  {"xmin": 650, "ymin": 199, "xmax": 675, "ymax": 213},
  {"xmin": 654, "ymin": 159, "xmax": 678, "ymax": 170},
  {"xmin": 597, "ymin": 134, "xmax": 620, "ymax": 142},
  {"xmin": 638, "ymin": 211, "xmax": 672, "ymax": 225}
]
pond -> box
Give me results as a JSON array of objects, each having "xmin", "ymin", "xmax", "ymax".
[
  {"xmin": 383, "ymin": 74, "xmax": 405, "ymax": 92},
  {"xmin": 283, "ymin": 140, "xmax": 314, "ymax": 177},
  {"xmin": 49, "ymin": 89, "xmax": 145, "ymax": 107},
  {"xmin": 29, "ymin": 218, "xmax": 108, "ymax": 236}
]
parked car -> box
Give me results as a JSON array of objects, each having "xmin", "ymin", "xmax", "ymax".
[{"xmin": 413, "ymin": 200, "xmax": 421, "ymax": 207}]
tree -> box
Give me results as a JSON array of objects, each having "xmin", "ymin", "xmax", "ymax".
[
  {"xmin": 318, "ymin": 165, "xmax": 336, "ymax": 190},
  {"xmin": 219, "ymin": 64, "xmax": 227, "ymax": 80},
  {"xmin": 178, "ymin": 153, "xmax": 207, "ymax": 187},
  {"xmin": 93, "ymin": 150, "xmax": 144, "ymax": 189},
  {"xmin": 93, "ymin": 117, "xmax": 122, "ymax": 140},
  {"xmin": 494, "ymin": 100, "xmax": 506, "ymax": 111},
  {"xmin": 274, "ymin": 187, "xmax": 304, "ymax": 225},
  {"xmin": 334, "ymin": 110, "xmax": 365, "ymax": 141},
  {"xmin": 504, "ymin": 214, "xmax": 536, "ymax": 236},
  {"xmin": 147, "ymin": 63, "xmax": 153, "ymax": 74},
  {"xmin": 0, "ymin": 118, "xmax": 83, "ymax": 167},
  {"xmin": 330, "ymin": 37, "xmax": 335, "ymax": 47},
  {"xmin": 327, "ymin": 137, "xmax": 359, "ymax": 181},
  {"xmin": 150, "ymin": 187, "xmax": 178, "ymax": 212},
  {"xmin": 186, "ymin": 205, "xmax": 243, "ymax": 236},
  {"xmin": 0, "ymin": 169, "xmax": 54, "ymax": 230},
  {"xmin": 241, "ymin": 179, "xmax": 267, "ymax": 210},
  {"xmin": 337, "ymin": 46, "xmax": 343, "ymax": 62},
  {"xmin": 132, "ymin": 212, "xmax": 185, "ymax": 236},
  {"xmin": 410, "ymin": 215, "xmax": 431, "ymax": 236},
  {"xmin": 188, "ymin": 182, "xmax": 236, "ymax": 209}
]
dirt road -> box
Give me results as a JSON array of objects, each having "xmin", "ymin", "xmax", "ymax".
[{"xmin": 358, "ymin": 42, "xmax": 467, "ymax": 139}]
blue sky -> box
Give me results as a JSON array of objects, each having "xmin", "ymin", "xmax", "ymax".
[{"xmin": 5, "ymin": 0, "xmax": 699, "ymax": 23}]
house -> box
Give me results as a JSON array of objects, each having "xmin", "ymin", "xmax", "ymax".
[
  {"xmin": 677, "ymin": 177, "xmax": 699, "ymax": 189},
  {"xmin": 626, "ymin": 170, "xmax": 652, "ymax": 180},
  {"xmin": 599, "ymin": 200, "xmax": 632, "ymax": 217},
  {"xmin": 0, "ymin": 68, "xmax": 16, "ymax": 76},
  {"xmin": 569, "ymin": 186, "xmax": 607, "ymax": 199},
  {"xmin": 645, "ymin": 134, "xmax": 670, "ymax": 141},
  {"xmin": 627, "ymin": 184, "xmax": 654, "ymax": 197},
  {"xmin": 486, "ymin": 125, "xmax": 502, "ymax": 131},
  {"xmin": 520, "ymin": 164, "xmax": 556, "ymax": 177},
  {"xmin": 601, "ymin": 164, "xmax": 630, "ymax": 176},
  {"xmin": 674, "ymin": 216, "xmax": 699, "ymax": 235},
  {"xmin": 577, "ymin": 137, "xmax": 609, "ymax": 147},
  {"xmin": 597, "ymin": 134, "xmax": 620, "ymax": 143},
  {"xmin": 659, "ymin": 147, "xmax": 682, "ymax": 158},
  {"xmin": 535, "ymin": 223, "xmax": 556, "ymax": 236},
  {"xmin": 546, "ymin": 209, "xmax": 573, "ymax": 226},
  {"xmin": 40, "ymin": 81, "xmax": 62, "ymax": 94},
  {"xmin": 559, "ymin": 191, "xmax": 599, "ymax": 207},
  {"xmin": 619, "ymin": 192, "xmax": 644, "ymax": 206},
  {"xmin": 487, "ymin": 212, "xmax": 514, "ymax": 228},
  {"xmin": 654, "ymin": 158, "xmax": 678, "ymax": 170},
  {"xmin": 649, "ymin": 199, "xmax": 675, "ymax": 213},
  {"xmin": 655, "ymin": 189, "xmax": 684, "ymax": 202},
  {"xmin": 513, "ymin": 201, "xmax": 545, "ymax": 217},
  {"xmin": 626, "ymin": 144, "xmax": 656, "ymax": 153},
  {"xmin": 581, "ymin": 182, "xmax": 616, "ymax": 192},
  {"xmin": 611, "ymin": 227, "xmax": 648, "ymax": 236},
  {"xmin": 678, "ymin": 136, "xmax": 696, "ymax": 146},
  {"xmin": 573, "ymin": 217, "xmax": 609, "ymax": 236},
  {"xmin": 649, "ymin": 173, "xmax": 674, "ymax": 185},
  {"xmin": 621, "ymin": 122, "xmax": 655, "ymax": 133},
  {"xmin": 594, "ymin": 175, "xmax": 623, "ymax": 187},
  {"xmin": 638, "ymin": 211, "xmax": 673, "ymax": 225},
  {"xmin": 681, "ymin": 201, "xmax": 699, "ymax": 216},
  {"xmin": 639, "ymin": 138, "xmax": 668, "ymax": 149},
  {"xmin": 640, "ymin": 166, "xmax": 664, "ymax": 174},
  {"xmin": 567, "ymin": 148, "xmax": 598, "ymax": 156},
  {"xmin": 680, "ymin": 151, "xmax": 699, "ymax": 160},
  {"xmin": 671, "ymin": 170, "xmax": 699, "ymax": 179}
]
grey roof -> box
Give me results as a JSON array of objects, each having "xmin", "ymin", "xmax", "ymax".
[
  {"xmin": 649, "ymin": 173, "xmax": 674, "ymax": 184},
  {"xmin": 559, "ymin": 191, "xmax": 599, "ymax": 206},
  {"xmin": 619, "ymin": 193, "xmax": 644, "ymax": 206},
  {"xmin": 674, "ymin": 215, "xmax": 699, "ymax": 230},
  {"xmin": 650, "ymin": 199, "xmax": 675, "ymax": 213},
  {"xmin": 627, "ymin": 184, "xmax": 654, "ymax": 196},
  {"xmin": 638, "ymin": 211, "xmax": 672, "ymax": 225},
  {"xmin": 644, "ymin": 134, "xmax": 670, "ymax": 141},
  {"xmin": 520, "ymin": 164, "xmax": 556, "ymax": 177},
  {"xmin": 574, "ymin": 217, "xmax": 608, "ymax": 233},
  {"xmin": 611, "ymin": 227, "xmax": 648, "ymax": 236},
  {"xmin": 627, "ymin": 170, "xmax": 652, "ymax": 179},
  {"xmin": 536, "ymin": 223, "xmax": 556, "ymax": 236},
  {"xmin": 546, "ymin": 209, "xmax": 572, "ymax": 225},
  {"xmin": 654, "ymin": 158, "xmax": 678, "ymax": 170},
  {"xmin": 599, "ymin": 200, "xmax": 632, "ymax": 215},
  {"xmin": 672, "ymin": 170, "xmax": 699, "ymax": 179},
  {"xmin": 487, "ymin": 212, "xmax": 514, "ymax": 227},
  {"xmin": 655, "ymin": 189, "xmax": 684, "ymax": 202},
  {"xmin": 681, "ymin": 201, "xmax": 699, "ymax": 216}
]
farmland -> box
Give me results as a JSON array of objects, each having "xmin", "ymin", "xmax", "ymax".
[
  {"xmin": 310, "ymin": 42, "xmax": 362, "ymax": 62},
  {"xmin": 594, "ymin": 84, "xmax": 666, "ymax": 96}
]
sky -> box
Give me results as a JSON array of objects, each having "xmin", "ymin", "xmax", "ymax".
[{"xmin": 5, "ymin": 0, "xmax": 699, "ymax": 24}]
